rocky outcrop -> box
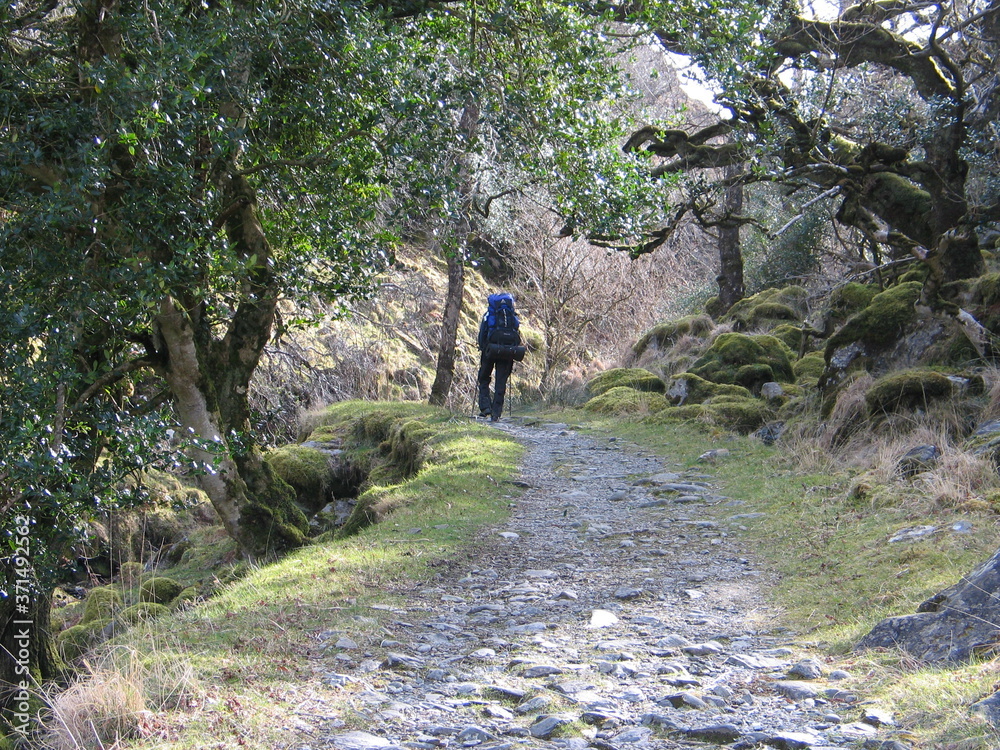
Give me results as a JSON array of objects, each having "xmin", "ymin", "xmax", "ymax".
[{"xmin": 856, "ymin": 547, "xmax": 1000, "ymax": 662}]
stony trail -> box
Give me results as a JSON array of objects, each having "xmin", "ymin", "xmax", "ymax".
[{"xmin": 306, "ymin": 419, "xmax": 895, "ymax": 750}]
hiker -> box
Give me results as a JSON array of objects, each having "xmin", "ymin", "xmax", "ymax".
[{"xmin": 477, "ymin": 292, "xmax": 526, "ymax": 422}]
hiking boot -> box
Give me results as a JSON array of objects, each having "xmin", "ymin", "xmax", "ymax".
[{"xmin": 490, "ymin": 415, "xmax": 499, "ymax": 422}]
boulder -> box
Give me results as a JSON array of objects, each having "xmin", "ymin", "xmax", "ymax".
[
  {"xmin": 139, "ymin": 576, "xmax": 184, "ymax": 605},
  {"xmin": 689, "ymin": 333, "xmax": 796, "ymax": 387},
  {"xmin": 666, "ymin": 373, "xmax": 751, "ymax": 405},
  {"xmin": 856, "ymin": 546, "xmax": 1000, "ymax": 662},
  {"xmin": 896, "ymin": 445, "xmax": 941, "ymax": 478},
  {"xmin": 632, "ymin": 315, "xmax": 713, "ymax": 359},
  {"xmin": 584, "ymin": 367, "xmax": 666, "ymax": 397},
  {"xmin": 864, "ymin": 369, "xmax": 954, "ymax": 415},
  {"xmin": 583, "ymin": 386, "xmax": 668, "ymax": 415}
]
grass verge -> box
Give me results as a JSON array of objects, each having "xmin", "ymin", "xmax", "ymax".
[
  {"xmin": 546, "ymin": 407, "xmax": 1000, "ymax": 748},
  {"xmin": 37, "ymin": 402, "xmax": 522, "ymax": 750}
]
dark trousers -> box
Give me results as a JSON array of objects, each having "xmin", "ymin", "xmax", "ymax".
[{"xmin": 477, "ymin": 353, "xmax": 514, "ymax": 418}]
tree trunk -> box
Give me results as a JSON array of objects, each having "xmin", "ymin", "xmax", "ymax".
[
  {"xmin": 153, "ymin": 175, "xmax": 308, "ymax": 560},
  {"xmin": 716, "ymin": 164, "xmax": 745, "ymax": 313},
  {"xmin": 429, "ymin": 249, "xmax": 467, "ymax": 405},
  {"xmin": 429, "ymin": 102, "xmax": 480, "ymax": 407},
  {"xmin": 1, "ymin": 558, "xmax": 61, "ymax": 726}
]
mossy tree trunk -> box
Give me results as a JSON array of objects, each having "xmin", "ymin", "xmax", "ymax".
[
  {"xmin": 153, "ymin": 175, "xmax": 307, "ymax": 559},
  {"xmin": 1, "ymin": 562, "xmax": 61, "ymax": 725},
  {"xmin": 716, "ymin": 163, "xmax": 745, "ymax": 314}
]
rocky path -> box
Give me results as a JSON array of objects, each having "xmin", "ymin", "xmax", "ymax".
[{"xmin": 305, "ymin": 420, "xmax": 898, "ymax": 750}]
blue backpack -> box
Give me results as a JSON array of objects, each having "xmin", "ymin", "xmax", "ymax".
[{"xmin": 484, "ymin": 293, "xmax": 526, "ymax": 360}]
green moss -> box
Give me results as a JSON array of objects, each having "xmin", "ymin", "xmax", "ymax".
[
  {"xmin": 119, "ymin": 602, "xmax": 170, "ymax": 626},
  {"xmin": 771, "ymin": 324, "xmax": 803, "ymax": 352},
  {"xmin": 138, "ymin": 577, "xmax": 185, "ymax": 605},
  {"xmin": 734, "ymin": 363, "xmax": 775, "ymax": 393},
  {"xmin": 239, "ymin": 459, "xmax": 311, "ymax": 552},
  {"xmin": 584, "ymin": 368, "xmax": 666, "ymax": 397},
  {"xmin": 265, "ymin": 444, "xmax": 332, "ymax": 512},
  {"xmin": 171, "ymin": 586, "xmax": 200, "ymax": 610},
  {"xmin": 724, "ymin": 286, "xmax": 809, "ymax": 330},
  {"xmin": 703, "ymin": 397, "xmax": 772, "ymax": 434},
  {"xmin": 689, "ymin": 333, "xmax": 795, "ymax": 385},
  {"xmin": 793, "ymin": 351, "xmax": 826, "ymax": 382},
  {"xmin": 972, "ymin": 273, "xmax": 1000, "ymax": 332},
  {"xmin": 646, "ymin": 404, "xmax": 708, "ymax": 424},
  {"xmin": 704, "ymin": 296, "xmax": 724, "ymax": 318},
  {"xmin": 826, "ymin": 281, "xmax": 922, "ymax": 354},
  {"xmin": 864, "ymin": 369, "xmax": 955, "ymax": 414},
  {"xmin": 667, "ymin": 373, "xmax": 752, "ymax": 403},
  {"xmin": 117, "ymin": 561, "xmax": 144, "ymax": 586},
  {"xmin": 632, "ymin": 315, "xmax": 713, "ymax": 357},
  {"xmin": 57, "ymin": 619, "xmax": 108, "ymax": 661},
  {"xmin": 582, "ymin": 386, "xmax": 669, "ymax": 415},
  {"xmin": 81, "ymin": 587, "xmax": 122, "ymax": 624},
  {"xmin": 828, "ymin": 282, "xmax": 878, "ymax": 321}
]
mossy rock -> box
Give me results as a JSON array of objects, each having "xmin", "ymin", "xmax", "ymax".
[
  {"xmin": 646, "ymin": 404, "xmax": 708, "ymax": 424},
  {"xmin": 689, "ymin": 333, "xmax": 795, "ymax": 385},
  {"xmin": 119, "ymin": 602, "xmax": 169, "ymax": 626},
  {"xmin": 826, "ymin": 281, "xmax": 922, "ymax": 353},
  {"xmin": 827, "ymin": 282, "xmax": 878, "ymax": 322},
  {"xmin": 666, "ymin": 373, "xmax": 752, "ymax": 404},
  {"xmin": 265, "ymin": 444, "xmax": 332, "ymax": 512},
  {"xmin": 584, "ymin": 368, "xmax": 666, "ymax": 397},
  {"xmin": 864, "ymin": 369, "xmax": 955, "ymax": 414},
  {"xmin": 724, "ymin": 286, "xmax": 809, "ymax": 330},
  {"xmin": 771, "ymin": 324, "xmax": 804, "ymax": 352},
  {"xmin": 138, "ymin": 577, "xmax": 185, "ymax": 605},
  {"xmin": 704, "ymin": 296, "xmax": 724, "ymax": 319},
  {"xmin": 57, "ymin": 619, "xmax": 109, "ymax": 661},
  {"xmin": 171, "ymin": 586, "xmax": 200, "ymax": 610},
  {"xmin": 632, "ymin": 315, "xmax": 714, "ymax": 358},
  {"xmin": 734, "ymin": 363, "xmax": 775, "ymax": 393},
  {"xmin": 583, "ymin": 386, "xmax": 668, "ymax": 415},
  {"xmin": 81, "ymin": 587, "xmax": 122, "ymax": 624},
  {"xmin": 793, "ymin": 351, "xmax": 826, "ymax": 382},
  {"xmin": 703, "ymin": 398, "xmax": 772, "ymax": 434}
]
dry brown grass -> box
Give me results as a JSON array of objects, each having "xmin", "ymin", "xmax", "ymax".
[{"xmin": 40, "ymin": 645, "xmax": 200, "ymax": 750}]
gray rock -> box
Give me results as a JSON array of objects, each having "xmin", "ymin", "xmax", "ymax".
[
  {"xmin": 685, "ymin": 724, "xmax": 743, "ymax": 743},
  {"xmin": 613, "ymin": 726, "xmax": 653, "ymax": 743},
  {"xmin": 861, "ymin": 708, "xmax": 895, "ymax": 727},
  {"xmin": 528, "ymin": 715, "xmax": 572, "ymax": 739},
  {"xmin": 857, "ymin": 545, "xmax": 1000, "ymax": 662},
  {"xmin": 773, "ymin": 681, "xmax": 819, "ymax": 701},
  {"xmin": 509, "ymin": 622, "xmax": 549, "ymax": 634},
  {"xmin": 764, "ymin": 731, "xmax": 823, "ymax": 750},
  {"xmin": 483, "ymin": 705, "xmax": 515, "ymax": 720},
  {"xmin": 787, "ymin": 658, "xmax": 824, "ymax": 679},
  {"xmin": 514, "ymin": 695, "xmax": 551, "ymax": 715},
  {"xmin": 614, "ymin": 587, "xmax": 644, "ymax": 600},
  {"xmin": 457, "ymin": 726, "xmax": 496, "ymax": 743},
  {"xmin": 753, "ymin": 421, "xmax": 784, "ymax": 446},
  {"xmin": 761, "ymin": 382, "xmax": 785, "ymax": 401},
  {"xmin": 682, "ymin": 641, "xmax": 723, "ymax": 656},
  {"xmin": 383, "ymin": 652, "xmax": 424, "ymax": 669},
  {"xmin": 523, "ymin": 664, "xmax": 564, "ymax": 678},
  {"xmin": 888, "ymin": 525, "xmax": 938, "ymax": 543},
  {"xmin": 970, "ymin": 690, "xmax": 1000, "ymax": 727},
  {"xmin": 659, "ymin": 691, "xmax": 708, "ymax": 710},
  {"xmin": 331, "ymin": 731, "xmax": 393, "ymax": 750},
  {"xmin": 639, "ymin": 713, "xmax": 680, "ymax": 729},
  {"xmin": 828, "ymin": 669, "xmax": 851, "ymax": 681},
  {"xmin": 896, "ymin": 444, "xmax": 941, "ymax": 478}
]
